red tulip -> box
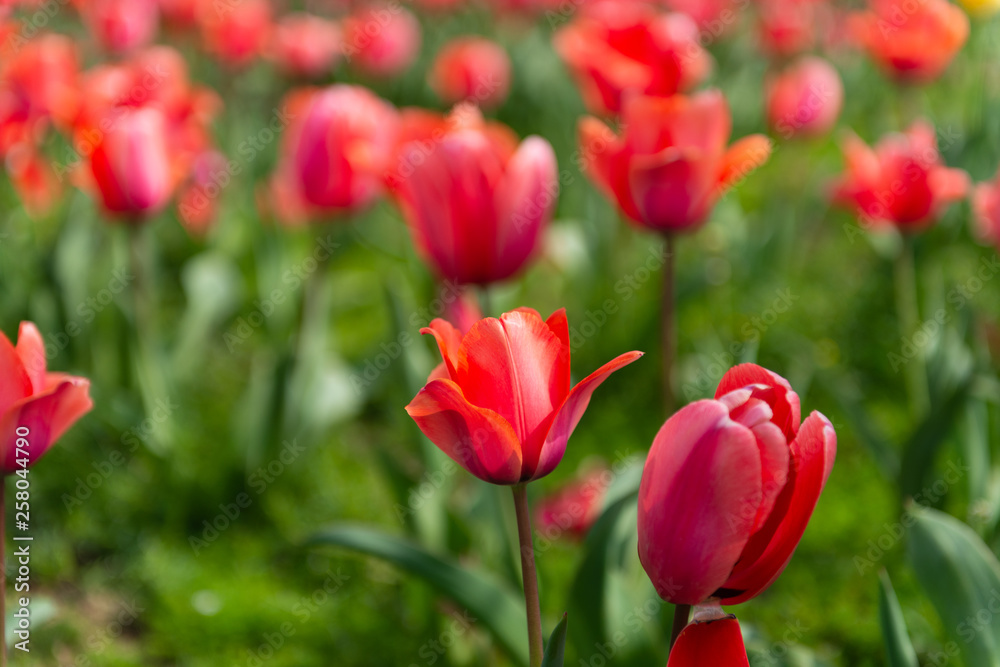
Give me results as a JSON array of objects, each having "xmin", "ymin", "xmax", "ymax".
[
  {"xmin": 157, "ymin": 0, "xmax": 198, "ymax": 28},
  {"xmin": 638, "ymin": 364, "xmax": 836, "ymax": 606},
  {"xmin": 832, "ymin": 120, "xmax": 969, "ymax": 233},
  {"xmin": 553, "ymin": 1, "xmax": 710, "ymax": 116},
  {"xmin": 973, "ymin": 168, "xmax": 1000, "ymax": 251},
  {"xmin": 389, "ymin": 106, "xmax": 558, "ymax": 285},
  {"xmin": 342, "ymin": 4, "xmax": 421, "ymax": 78},
  {"xmin": 6, "ymin": 144, "xmax": 61, "ymax": 218},
  {"xmin": 850, "ymin": 0, "xmax": 968, "ymax": 83},
  {"xmin": 79, "ymin": 0, "xmax": 159, "ymax": 53},
  {"xmin": 766, "ymin": 57, "xmax": 843, "ymax": 139},
  {"xmin": 756, "ymin": 0, "xmax": 823, "ymax": 57},
  {"xmin": 291, "ymin": 84, "xmax": 399, "ymax": 214},
  {"xmin": 579, "ymin": 90, "xmax": 771, "ymax": 234},
  {"xmin": 197, "ymin": 0, "xmax": 271, "ymax": 67},
  {"xmin": 661, "ymin": 0, "xmax": 736, "ymax": 34},
  {"xmin": 429, "ymin": 37, "xmax": 511, "ymax": 110},
  {"xmin": 667, "ymin": 611, "xmax": 749, "ymax": 667},
  {"xmin": 88, "ymin": 106, "xmax": 174, "ymax": 217},
  {"xmin": 534, "ymin": 466, "xmax": 609, "ymax": 540},
  {"xmin": 0, "ymin": 32, "xmax": 80, "ymax": 155},
  {"xmin": 406, "ymin": 308, "xmax": 642, "ymax": 485},
  {"xmin": 268, "ymin": 13, "xmax": 341, "ymax": 78},
  {"xmin": 1, "ymin": 322, "xmax": 93, "ymax": 475}
]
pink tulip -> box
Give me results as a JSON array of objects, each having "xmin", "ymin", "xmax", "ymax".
[
  {"xmin": 973, "ymin": 167, "xmax": 1000, "ymax": 251},
  {"xmin": 766, "ymin": 57, "xmax": 843, "ymax": 139},
  {"xmin": 292, "ymin": 84, "xmax": 399, "ymax": 214},
  {"xmin": 197, "ymin": 0, "xmax": 271, "ymax": 67},
  {"xmin": 342, "ymin": 4, "xmax": 421, "ymax": 78},
  {"xmin": 80, "ymin": 0, "xmax": 159, "ymax": 53},
  {"xmin": 429, "ymin": 37, "xmax": 511, "ymax": 110},
  {"xmin": 638, "ymin": 364, "xmax": 836, "ymax": 606},
  {"xmin": 1, "ymin": 322, "xmax": 93, "ymax": 474},
  {"xmin": 389, "ymin": 106, "xmax": 558, "ymax": 285},
  {"xmin": 579, "ymin": 90, "xmax": 771, "ymax": 234},
  {"xmin": 89, "ymin": 106, "xmax": 174, "ymax": 218},
  {"xmin": 268, "ymin": 13, "xmax": 341, "ymax": 78}
]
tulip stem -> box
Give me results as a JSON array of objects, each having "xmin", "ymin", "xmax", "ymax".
[
  {"xmin": 669, "ymin": 603, "xmax": 690, "ymax": 652},
  {"xmin": 511, "ymin": 484, "xmax": 544, "ymax": 667},
  {"xmin": 661, "ymin": 234, "xmax": 677, "ymax": 414},
  {"xmin": 894, "ymin": 235, "xmax": 929, "ymax": 418}
]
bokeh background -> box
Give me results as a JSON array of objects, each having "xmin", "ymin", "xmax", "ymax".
[{"xmin": 3, "ymin": 0, "xmax": 1000, "ymax": 665}]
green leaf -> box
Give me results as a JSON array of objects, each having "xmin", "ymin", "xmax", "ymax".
[
  {"xmin": 878, "ymin": 570, "xmax": 918, "ymax": 667},
  {"xmin": 907, "ymin": 506, "xmax": 1000, "ymax": 667},
  {"xmin": 541, "ymin": 613, "xmax": 568, "ymax": 667},
  {"xmin": 899, "ymin": 376, "xmax": 972, "ymax": 502},
  {"xmin": 307, "ymin": 524, "xmax": 529, "ymax": 666}
]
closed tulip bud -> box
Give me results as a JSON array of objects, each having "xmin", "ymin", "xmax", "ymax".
[
  {"xmin": 766, "ymin": 57, "xmax": 843, "ymax": 139},
  {"xmin": 292, "ymin": 85, "xmax": 399, "ymax": 214},
  {"xmin": 89, "ymin": 106, "xmax": 174, "ymax": 218},
  {"xmin": 832, "ymin": 120, "xmax": 969, "ymax": 233},
  {"xmin": 554, "ymin": 1, "xmax": 711, "ymax": 116},
  {"xmin": 850, "ymin": 0, "xmax": 968, "ymax": 83},
  {"xmin": 80, "ymin": 0, "xmax": 159, "ymax": 53},
  {"xmin": 429, "ymin": 37, "xmax": 511, "ymax": 110},
  {"xmin": 407, "ymin": 308, "xmax": 642, "ymax": 485},
  {"xmin": 1, "ymin": 322, "xmax": 93, "ymax": 474},
  {"xmin": 342, "ymin": 4, "xmax": 421, "ymax": 78},
  {"xmin": 390, "ymin": 106, "xmax": 558, "ymax": 285},
  {"xmin": 580, "ymin": 90, "xmax": 771, "ymax": 234},
  {"xmin": 268, "ymin": 13, "xmax": 341, "ymax": 78},
  {"xmin": 638, "ymin": 364, "xmax": 837, "ymax": 607},
  {"xmin": 756, "ymin": 0, "xmax": 822, "ymax": 57}
]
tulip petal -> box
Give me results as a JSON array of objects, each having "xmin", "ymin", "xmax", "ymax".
[
  {"xmin": 716, "ymin": 134, "xmax": 771, "ymax": 193},
  {"xmin": 578, "ymin": 116, "xmax": 640, "ymax": 221},
  {"xmin": 637, "ymin": 400, "xmax": 762, "ymax": 604},
  {"xmin": 667, "ymin": 616, "xmax": 749, "ymax": 667},
  {"xmin": 0, "ymin": 376, "xmax": 92, "ymax": 473},
  {"xmin": 628, "ymin": 148, "xmax": 716, "ymax": 231},
  {"xmin": 15, "ymin": 322, "xmax": 48, "ymax": 394},
  {"xmin": 405, "ymin": 378, "xmax": 522, "ymax": 484},
  {"xmin": 494, "ymin": 136, "xmax": 558, "ymax": 282},
  {"xmin": 930, "ymin": 166, "xmax": 970, "ymax": 204},
  {"xmin": 718, "ymin": 411, "xmax": 836, "ymax": 604},
  {"xmin": 456, "ymin": 312, "xmax": 568, "ymax": 474},
  {"xmin": 533, "ymin": 350, "xmax": 643, "ymax": 481},
  {"xmin": 420, "ymin": 318, "xmax": 464, "ymax": 380},
  {"xmin": 716, "ymin": 364, "xmax": 801, "ymax": 440},
  {"xmin": 0, "ymin": 328, "xmax": 32, "ymax": 418}
]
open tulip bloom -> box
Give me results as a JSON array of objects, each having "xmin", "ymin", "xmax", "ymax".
[
  {"xmin": 406, "ymin": 307, "xmax": 642, "ymax": 485},
  {"xmin": 638, "ymin": 364, "xmax": 836, "ymax": 663},
  {"xmin": 407, "ymin": 307, "xmax": 642, "ymax": 666}
]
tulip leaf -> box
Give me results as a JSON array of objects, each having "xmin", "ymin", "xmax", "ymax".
[
  {"xmin": 878, "ymin": 570, "xmax": 918, "ymax": 667},
  {"xmin": 307, "ymin": 524, "xmax": 529, "ymax": 666},
  {"xmin": 899, "ymin": 376, "xmax": 972, "ymax": 503},
  {"xmin": 906, "ymin": 506, "xmax": 1000, "ymax": 667},
  {"xmin": 541, "ymin": 613, "xmax": 568, "ymax": 667}
]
